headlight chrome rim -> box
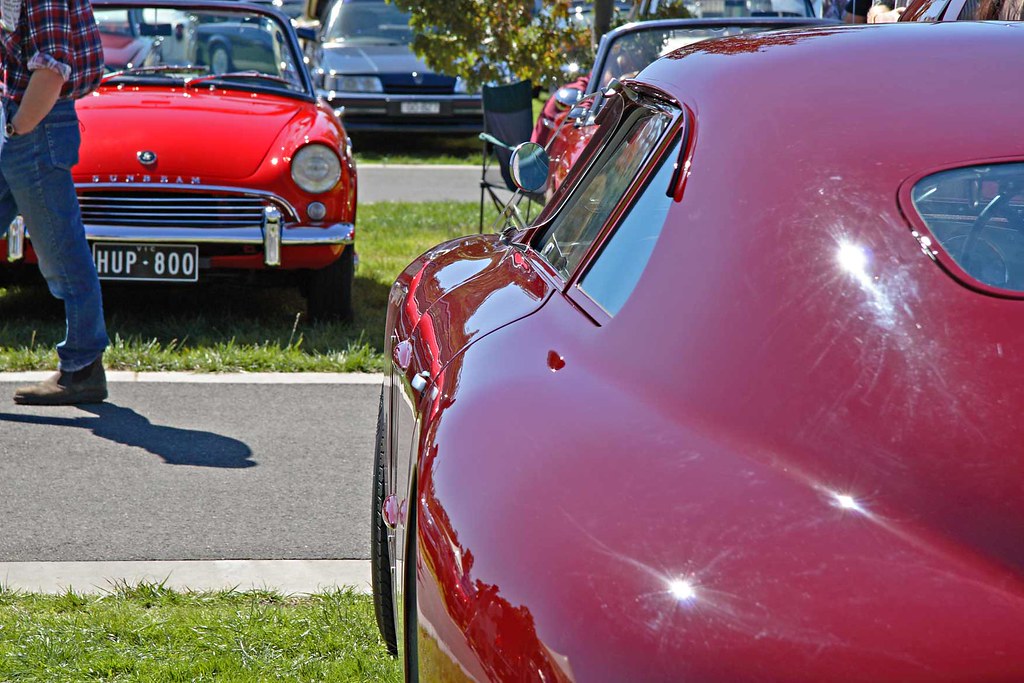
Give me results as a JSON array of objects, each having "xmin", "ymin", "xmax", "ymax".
[{"xmin": 291, "ymin": 144, "xmax": 342, "ymax": 194}]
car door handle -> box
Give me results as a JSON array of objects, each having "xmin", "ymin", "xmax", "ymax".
[{"xmin": 410, "ymin": 371, "xmax": 430, "ymax": 394}]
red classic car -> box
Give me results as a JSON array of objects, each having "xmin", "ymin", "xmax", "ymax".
[
  {"xmin": 374, "ymin": 22, "xmax": 1024, "ymax": 681},
  {"xmin": 537, "ymin": 17, "xmax": 834, "ymax": 194},
  {"xmin": 1, "ymin": 0, "xmax": 357, "ymax": 320}
]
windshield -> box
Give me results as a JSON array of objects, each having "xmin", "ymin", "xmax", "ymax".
[
  {"xmin": 250, "ymin": 0, "xmax": 305, "ymax": 20},
  {"xmin": 95, "ymin": 6, "xmax": 305, "ymax": 93},
  {"xmin": 682, "ymin": 0, "xmax": 812, "ymax": 16},
  {"xmin": 596, "ymin": 23, "xmax": 802, "ymax": 91},
  {"xmin": 322, "ymin": 0, "xmax": 413, "ymax": 44},
  {"xmin": 534, "ymin": 103, "xmax": 674, "ymax": 279}
]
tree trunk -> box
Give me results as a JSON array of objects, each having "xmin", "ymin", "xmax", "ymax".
[{"xmin": 592, "ymin": 0, "xmax": 614, "ymax": 51}]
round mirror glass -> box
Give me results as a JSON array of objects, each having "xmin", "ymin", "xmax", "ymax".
[{"xmin": 510, "ymin": 142, "xmax": 551, "ymax": 194}]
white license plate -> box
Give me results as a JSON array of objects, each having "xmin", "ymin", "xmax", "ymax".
[
  {"xmin": 400, "ymin": 101, "xmax": 441, "ymax": 115},
  {"xmin": 93, "ymin": 243, "xmax": 199, "ymax": 282}
]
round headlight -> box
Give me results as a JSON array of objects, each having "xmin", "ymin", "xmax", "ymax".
[{"xmin": 291, "ymin": 144, "xmax": 342, "ymax": 194}]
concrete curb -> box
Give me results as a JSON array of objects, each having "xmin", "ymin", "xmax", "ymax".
[
  {"xmin": 0, "ymin": 560, "xmax": 371, "ymax": 595},
  {"xmin": 358, "ymin": 163, "xmax": 477, "ymax": 170},
  {"xmin": 0, "ymin": 372, "xmax": 385, "ymax": 384}
]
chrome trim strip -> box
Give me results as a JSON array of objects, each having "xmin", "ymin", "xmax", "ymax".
[
  {"xmin": 7, "ymin": 216, "xmax": 24, "ymax": 262},
  {"xmin": 80, "ymin": 217, "xmax": 262, "ymax": 224},
  {"xmin": 81, "ymin": 213, "xmax": 263, "ymax": 219},
  {"xmin": 79, "ymin": 197, "xmax": 266, "ymax": 204},
  {"xmin": 80, "ymin": 223, "xmax": 355, "ymax": 246},
  {"xmin": 75, "ymin": 184, "xmax": 300, "ymax": 222},
  {"xmin": 263, "ymin": 207, "xmax": 282, "ymax": 267},
  {"xmin": 317, "ymin": 89, "xmax": 481, "ymax": 103}
]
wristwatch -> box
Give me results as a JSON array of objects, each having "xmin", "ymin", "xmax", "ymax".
[{"xmin": 4, "ymin": 121, "xmax": 17, "ymax": 137}]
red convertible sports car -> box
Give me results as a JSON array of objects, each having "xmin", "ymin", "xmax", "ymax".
[
  {"xmin": 1, "ymin": 0, "xmax": 357, "ymax": 320},
  {"xmin": 374, "ymin": 22, "xmax": 1024, "ymax": 681}
]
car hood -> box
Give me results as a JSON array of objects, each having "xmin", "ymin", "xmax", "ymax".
[
  {"xmin": 319, "ymin": 42, "xmax": 449, "ymax": 81},
  {"xmin": 75, "ymin": 88, "xmax": 302, "ymax": 180}
]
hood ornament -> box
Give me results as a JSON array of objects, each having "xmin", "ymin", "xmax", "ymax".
[{"xmin": 137, "ymin": 150, "xmax": 157, "ymax": 166}]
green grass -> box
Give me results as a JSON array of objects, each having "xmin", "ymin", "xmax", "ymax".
[
  {"xmin": 0, "ymin": 201, "xmax": 497, "ymax": 373},
  {"xmin": 352, "ymin": 132, "xmax": 482, "ymax": 166},
  {"xmin": 0, "ymin": 583, "xmax": 401, "ymax": 682}
]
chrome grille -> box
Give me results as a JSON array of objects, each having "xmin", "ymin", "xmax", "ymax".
[{"xmin": 77, "ymin": 191, "xmax": 271, "ymax": 229}]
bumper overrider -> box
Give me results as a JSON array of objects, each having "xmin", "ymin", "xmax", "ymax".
[{"xmin": 6, "ymin": 197, "xmax": 354, "ymax": 267}]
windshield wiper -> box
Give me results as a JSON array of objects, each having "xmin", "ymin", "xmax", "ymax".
[
  {"xmin": 187, "ymin": 70, "xmax": 296, "ymax": 88},
  {"xmin": 102, "ymin": 65, "xmax": 209, "ymax": 83}
]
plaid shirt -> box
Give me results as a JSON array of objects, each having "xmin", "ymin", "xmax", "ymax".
[{"xmin": 0, "ymin": 0, "xmax": 103, "ymax": 102}]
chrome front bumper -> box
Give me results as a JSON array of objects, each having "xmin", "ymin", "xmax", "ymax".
[{"xmin": 5, "ymin": 208, "xmax": 354, "ymax": 267}]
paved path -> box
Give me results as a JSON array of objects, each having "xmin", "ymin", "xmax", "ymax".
[
  {"xmin": 359, "ymin": 163, "xmax": 489, "ymax": 203},
  {"xmin": 1, "ymin": 559, "xmax": 370, "ymax": 595},
  {"xmin": 0, "ymin": 373, "xmax": 383, "ymax": 593},
  {"xmin": 0, "ymin": 164, "xmax": 489, "ymax": 596}
]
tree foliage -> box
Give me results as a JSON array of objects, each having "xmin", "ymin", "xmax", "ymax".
[
  {"xmin": 391, "ymin": 0, "xmax": 694, "ymax": 90},
  {"xmin": 390, "ymin": 0, "xmax": 593, "ymax": 90}
]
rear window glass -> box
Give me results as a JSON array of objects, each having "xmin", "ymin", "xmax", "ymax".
[
  {"xmin": 578, "ymin": 139, "xmax": 680, "ymax": 315},
  {"xmin": 911, "ymin": 162, "xmax": 1024, "ymax": 292}
]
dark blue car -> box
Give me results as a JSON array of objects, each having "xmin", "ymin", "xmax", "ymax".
[{"xmin": 310, "ymin": 0, "xmax": 482, "ymax": 133}]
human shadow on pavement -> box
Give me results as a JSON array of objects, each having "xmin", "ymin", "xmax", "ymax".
[{"xmin": 0, "ymin": 403, "xmax": 255, "ymax": 468}]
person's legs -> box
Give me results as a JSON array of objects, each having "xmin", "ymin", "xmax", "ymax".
[{"xmin": 1, "ymin": 99, "xmax": 109, "ymax": 373}]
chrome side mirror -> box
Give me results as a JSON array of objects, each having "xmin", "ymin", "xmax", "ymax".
[
  {"xmin": 554, "ymin": 86, "xmax": 584, "ymax": 109},
  {"xmin": 509, "ymin": 142, "xmax": 550, "ymax": 194},
  {"xmin": 567, "ymin": 105, "xmax": 588, "ymax": 123}
]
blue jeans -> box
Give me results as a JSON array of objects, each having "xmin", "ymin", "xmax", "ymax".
[{"xmin": 0, "ymin": 98, "xmax": 109, "ymax": 371}]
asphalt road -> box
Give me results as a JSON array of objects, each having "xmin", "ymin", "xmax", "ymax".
[
  {"xmin": 359, "ymin": 163, "xmax": 482, "ymax": 203},
  {"xmin": 0, "ymin": 163, "xmax": 482, "ymax": 569},
  {"xmin": 0, "ymin": 380, "xmax": 380, "ymax": 562}
]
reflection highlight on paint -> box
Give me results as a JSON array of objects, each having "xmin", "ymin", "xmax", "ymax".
[
  {"xmin": 669, "ymin": 578, "xmax": 698, "ymax": 603},
  {"xmin": 835, "ymin": 239, "xmax": 897, "ymax": 329},
  {"xmin": 837, "ymin": 241, "xmax": 870, "ymax": 279},
  {"xmin": 831, "ymin": 491, "xmax": 866, "ymax": 514}
]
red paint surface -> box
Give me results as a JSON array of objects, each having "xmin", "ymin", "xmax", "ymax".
[
  {"xmin": 76, "ymin": 87, "xmax": 354, "ymax": 224},
  {"xmin": 382, "ymin": 23, "xmax": 1024, "ymax": 680},
  {"xmin": 5, "ymin": 85, "xmax": 361, "ymax": 273}
]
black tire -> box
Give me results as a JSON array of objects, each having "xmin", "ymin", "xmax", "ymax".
[
  {"xmin": 404, "ymin": 476, "xmax": 419, "ymax": 680},
  {"xmin": 371, "ymin": 388, "xmax": 398, "ymax": 656},
  {"xmin": 307, "ymin": 246, "xmax": 354, "ymax": 322},
  {"xmin": 210, "ymin": 43, "xmax": 232, "ymax": 74}
]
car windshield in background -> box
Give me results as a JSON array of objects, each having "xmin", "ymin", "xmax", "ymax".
[
  {"xmin": 322, "ymin": 1, "xmax": 413, "ymax": 45},
  {"xmin": 683, "ymin": 0, "xmax": 813, "ymax": 16},
  {"xmin": 251, "ymin": 0, "xmax": 305, "ymax": 20},
  {"xmin": 597, "ymin": 24, "xmax": 798, "ymax": 90},
  {"xmin": 95, "ymin": 6, "xmax": 305, "ymax": 93}
]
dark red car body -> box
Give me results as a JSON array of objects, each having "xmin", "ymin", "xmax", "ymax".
[
  {"xmin": 376, "ymin": 22, "xmax": 1024, "ymax": 681},
  {"xmin": 540, "ymin": 17, "xmax": 833, "ymax": 195}
]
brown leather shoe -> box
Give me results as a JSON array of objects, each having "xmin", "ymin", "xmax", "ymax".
[{"xmin": 13, "ymin": 358, "xmax": 108, "ymax": 406}]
